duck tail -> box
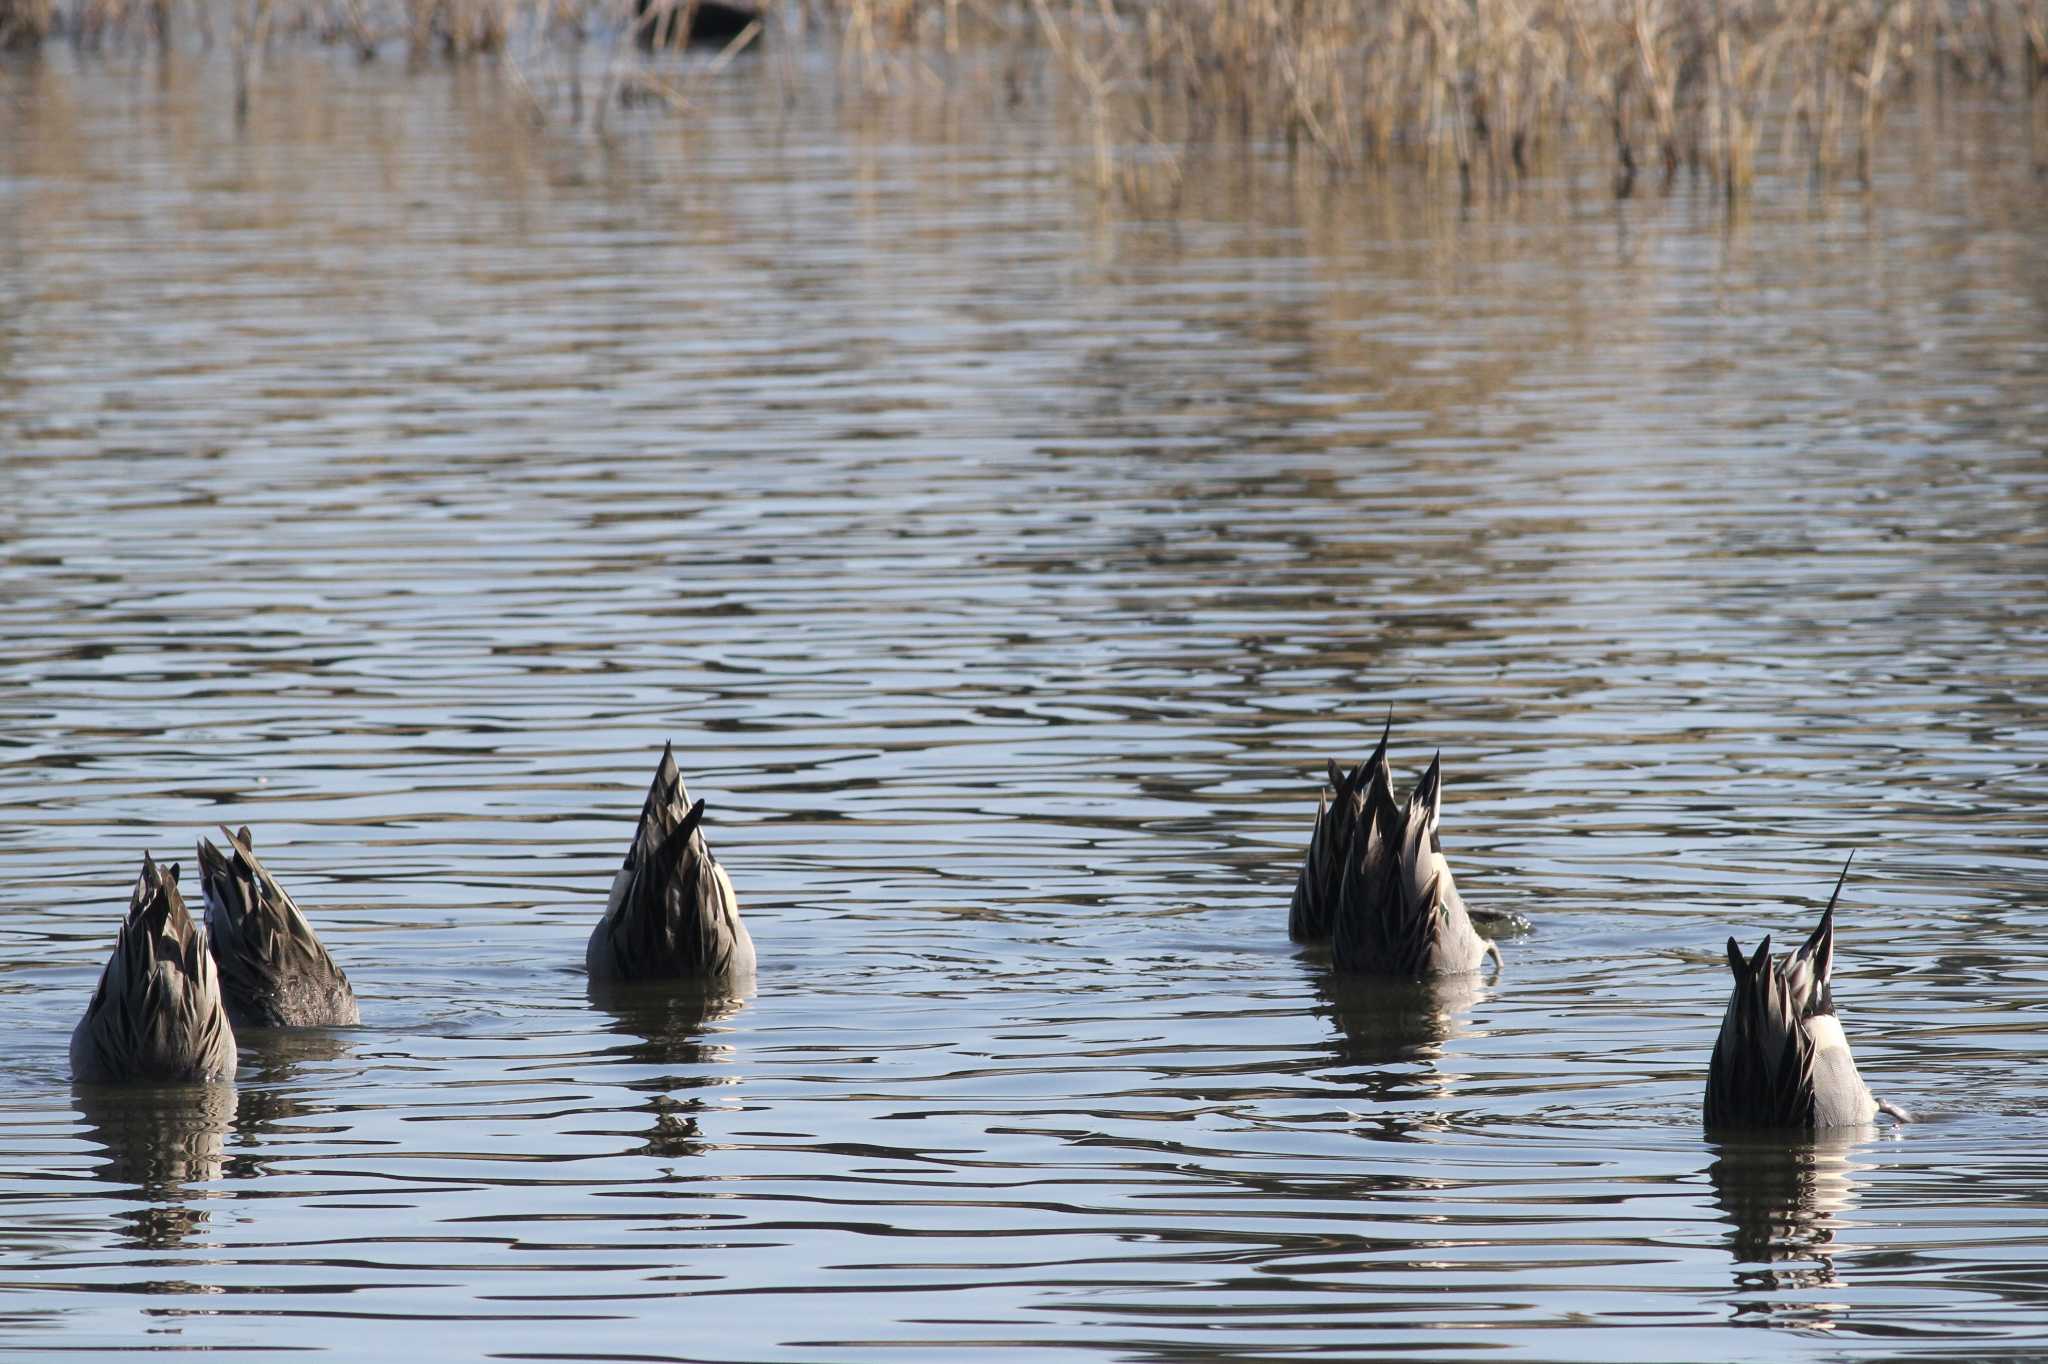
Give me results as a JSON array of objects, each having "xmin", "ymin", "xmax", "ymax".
[
  {"xmin": 1705, "ymin": 934, "xmax": 1819, "ymax": 1129},
  {"xmin": 641, "ymin": 743, "xmax": 688, "ymax": 824},
  {"xmin": 1290, "ymin": 729, "xmax": 1380, "ymax": 944},
  {"xmin": 1288, "ymin": 787, "xmax": 1341, "ymax": 943},
  {"xmin": 1361, "ymin": 716, "xmax": 1400, "ymax": 846},
  {"xmin": 196, "ymin": 826, "xmax": 358, "ymax": 1028},
  {"xmin": 603, "ymin": 792, "xmax": 723, "ymax": 967},
  {"xmin": 1329, "ymin": 792, "xmax": 1416, "ymax": 975},
  {"xmin": 73, "ymin": 855, "xmax": 237, "ymax": 1083},
  {"xmin": 1787, "ymin": 852, "xmax": 1855, "ymax": 1017},
  {"xmin": 1330, "ymin": 747, "xmax": 1475, "ymax": 978},
  {"xmin": 652, "ymin": 797, "xmax": 712, "ymax": 879}
]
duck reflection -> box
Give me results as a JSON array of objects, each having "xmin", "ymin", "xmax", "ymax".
[
  {"xmin": 589, "ymin": 981, "xmax": 748, "ymax": 1163},
  {"xmin": 590, "ymin": 980, "xmax": 747, "ymax": 1069},
  {"xmin": 73, "ymin": 1082, "xmax": 236, "ymax": 1250},
  {"xmin": 1309, "ymin": 966, "xmax": 1484, "ymax": 1116},
  {"xmin": 226, "ymin": 1028, "xmax": 359, "ymax": 1180},
  {"xmin": 1708, "ymin": 1130, "xmax": 1868, "ymax": 1324},
  {"xmin": 634, "ymin": 1092, "xmax": 709, "ymax": 1161}
]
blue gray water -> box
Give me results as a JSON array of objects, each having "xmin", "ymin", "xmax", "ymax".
[{"xmin": 3, "ymin": 45, "xmax": 2048, "ymax": 1361}]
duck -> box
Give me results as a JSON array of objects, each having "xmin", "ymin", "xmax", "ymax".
[
  {"xmin": 1705, "ymin": 855, "xmax": 1909, "ymax": 1130},
  {"xmin": 587, "ymin": 743, "xmax": 755, "ymax": 984},
  {"xmin": 195, "ymin": 826, "xmax": 359, "ymax": 1029},
  {"xmin": 1330, "ymin": 751, "xmax": 1500, "ymax": 977},
  {"xmin": 71, "ymin": 854, "xmax": 238, "ymax": 1084}
]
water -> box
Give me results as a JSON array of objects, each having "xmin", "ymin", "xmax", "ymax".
[{"xmin": 3, "ymin": 43, "xmax": 2048, "ymax": 1361}]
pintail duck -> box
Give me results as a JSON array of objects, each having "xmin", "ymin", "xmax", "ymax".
[
  {"xmin": 196, "ymin": 826, "xmax": 359, "ymax": 1029},
  {"xmin": 1292, "ymin": 722, "xmax": 1500, "ymax": 976},
  {"xmin": 587, "ymin": 744, "xmax": 755, "ymax": 984},
  {"xmin": 1706, "ymin": 855, "xmax": 1908, "ymax": 1130},
  {"xmin": 71, "ymin": 855, "xmax": 238, "ymax": 1084}
]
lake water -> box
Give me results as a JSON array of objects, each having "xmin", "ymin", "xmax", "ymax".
[{"xmin": 3, "ymin": 41, "xmax": 2047, "ymax": 1362}]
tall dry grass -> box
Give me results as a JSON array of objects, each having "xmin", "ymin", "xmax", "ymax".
[
  {"xmin": 984, "ymin": 0, "xmax": 2048, "ymax": 199},
  {"xmin": 5, "ymin": 0, "xmax": 2043, "ymax": 197}
]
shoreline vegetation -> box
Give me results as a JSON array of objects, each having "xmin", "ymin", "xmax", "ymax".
[{"xmin": 3, "ymin": 1, "xmax": 2044, "ymax": 201}]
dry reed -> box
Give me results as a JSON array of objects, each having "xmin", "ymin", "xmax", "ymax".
[
  {"xmin": 851, "ymin": 1, "xmax": 2047, "ymax": 198},
  {"xmin": 6, "ymin": 0, "xmax": 2043, "ymax": 197}
]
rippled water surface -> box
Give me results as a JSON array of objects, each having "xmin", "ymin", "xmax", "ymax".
[{"xmin": 4, "ymin": 45, "xmax": 2048, "ymax": 1361}]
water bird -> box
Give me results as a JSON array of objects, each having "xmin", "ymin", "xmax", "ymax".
[
  {"xmin": 587, "ymin": 743, "xmax": 755, "ymax": 984},
  {"xmin": 1705, "ymin": 855, "xmax": 1909, "ymax": 1130},
  {"xmin": 196, "ymin": 826, "xmax": 359, "ymax": 1029},
  {"xmin": 71, "ymin": 855, "xmax": 239, "ymax": 1084},
  {"xmin": 1292, "ymin": 721, "xmax": 1501, "ymax": 976}
]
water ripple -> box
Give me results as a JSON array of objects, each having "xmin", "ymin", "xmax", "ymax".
[{"xmin": 3, "ymin": 44, "xmax": 2047, "ymax": 1364}]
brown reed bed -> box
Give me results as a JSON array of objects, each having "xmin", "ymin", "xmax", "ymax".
[
  {"xmin": 991, "ymin": 0, "xmax": 2048, "ymax": 200},
  {"xmin": 5, "ymin": 0, "xmax": 2043, "ymax": 198}
]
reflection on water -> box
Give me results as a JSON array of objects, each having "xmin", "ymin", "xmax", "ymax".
[
  {"xmin": 589, "ymin": 980, "xmax": 746, "ymax": 1075},
  {"xmin": 225, "ymin": 1028, "xmax": 357, "ymax": 1182},
  {"xmin": 591, "ymin": 983, "xmax": 746, "ymax": 1163},
  {"xmin": 73, "ymin": 1084, "xmax": 235, "ymax": 1250},
  {"xmin": 631, "ymin": 1092, "xmax": 709, "ymax": 1162},
  {"xmin": 1709, "ymin": 1133, "xmax": 1869, "ymax": 1331},
  {"xmin": 2, "ymin": 39, "xmax": 2047, "ymax": 1364},
  {"xmin": 1309, "ymin": 966, "xmax": 1484, "ymax": 1112}
]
